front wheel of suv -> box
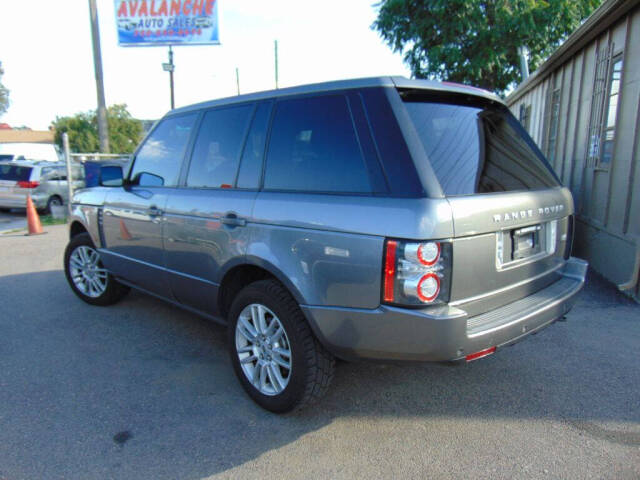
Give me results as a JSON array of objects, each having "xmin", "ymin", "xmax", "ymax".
[
  {"xmin": 227, "ymin": 279, "xmax": 335, "ymax": 413},
  {"xmin": 64, "ymin": 233, "xmax": 129, "ymax": 306}
]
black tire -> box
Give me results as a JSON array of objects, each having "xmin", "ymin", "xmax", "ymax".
[
  {"xmin": 64, "ymin": 233, "xmax": 129, "ymax": 306},
  {"xmin": 46, "ymin": 195, "xmax": 63, "ymax": 214},
  {"xmin": 227, "ymin": 279, "xmax": 335, "ymax": 413}
]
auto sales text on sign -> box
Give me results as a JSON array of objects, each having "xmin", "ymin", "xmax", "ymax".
[{"xmin": 114, "ymin": 0, "xmax": 220, "ymax": 46}]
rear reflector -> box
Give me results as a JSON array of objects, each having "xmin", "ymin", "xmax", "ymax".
[
  {"xmin": 383, "ymin": 240, "xmax": 397, "ymax": 303},
  {"xmin": 465, "ymin": 346, "xmax": 496, "ymax": 362}
]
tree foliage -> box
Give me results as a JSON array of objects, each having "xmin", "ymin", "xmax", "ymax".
[
  {"xmin": 374, "ymin": 0, "xmax": 601, "ymax": 93},
  {"xmin": 52, "ymin": 104, "xmax": 143, "ymax": 154},
  {"xmin": 0, "ymin": 61, "xmax": 9, "ymax": 117}
]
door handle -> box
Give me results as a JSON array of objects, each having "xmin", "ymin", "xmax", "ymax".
[
  {"xmin": 147, "ymin": 206, "xmax": 163, "ymax": 217},
  {"xmin": 220, "ymin": 214, "xmax": 246, "ymax": 227}
]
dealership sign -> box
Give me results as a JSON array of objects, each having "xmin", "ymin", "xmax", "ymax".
[{"xmin": 114, "ymin": 0, "xmax": 219, "ymax": 46}]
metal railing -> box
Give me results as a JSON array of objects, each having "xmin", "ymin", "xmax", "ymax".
[{"xmin": 62, "ymin": 132, "xmax": 130, "ymax": 215}]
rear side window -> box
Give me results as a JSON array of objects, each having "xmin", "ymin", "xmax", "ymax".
[
  {"xmin": 39, "ymin": 167, "xmax": 58, "ymax": 180},
  {"xmin": 264, "ymin": 94, "xmax": 371, "ymax": 193},
  {"xmin": 131, "ymin": 113, "xmax": 197, "ymax": 187},
  {"xmin": 0, "ymin": 165, "xmax": 32, "ymax": 181},
  {"xmin": 186, "ymin": 104, "xmax": 253, "ymax": 188},
  {"xmin": 403, "ymin": 99, "xmax": 559, "ymax": 195}
]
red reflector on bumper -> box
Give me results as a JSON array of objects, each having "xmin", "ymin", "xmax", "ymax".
[{"xmin": 465, "ymin": 346, "xmax": 496, "ymax": 362}]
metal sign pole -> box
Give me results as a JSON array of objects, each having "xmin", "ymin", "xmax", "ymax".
[
  {"xmin": 63, "ymin": 133, "xmax": 73, "ymax": 217},
  {"xmin": 274, "ymin": 40, "xmax": 279, "ymax": 89},
  {"xmin": 169, "ymin": 46, "xmax": 175, "ymax": 109},
  {"xmin": 163, "ymin": 48, "xmax": 176, "ymax": 109}
]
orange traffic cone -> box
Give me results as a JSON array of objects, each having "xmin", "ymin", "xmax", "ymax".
[
  {"xmin": 119, "ymin": 219, "xmax": 133, "ymax": 240},
  {"xmin": 26, "ymin": 194, "xmax": 44, "ymax": 235}
]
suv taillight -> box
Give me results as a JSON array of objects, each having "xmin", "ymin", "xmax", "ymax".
[
  {"xmin": 382, "ymin": 239, "xmax": 451, "ymax": 306},
  {"xmin": 17, "ymin": 180, "xmax": 39, "ymax": 189}
]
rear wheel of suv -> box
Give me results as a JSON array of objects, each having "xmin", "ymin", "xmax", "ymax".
[
  {"xmin": 227, "ymin": 279, "xmax": 335, "ymax": 413},
  {"xmin": 64, "ymin": 233, "xmax": 129, "ymax": 306}
]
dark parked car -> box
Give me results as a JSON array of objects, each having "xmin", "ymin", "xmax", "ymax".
[{"xmin": 63, "ymin": 77, "xmax": 587, "ymax": 412}]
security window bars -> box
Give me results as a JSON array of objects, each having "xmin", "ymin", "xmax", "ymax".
[
  {"xmin": 519, "ymin": 104, "xmax": 532, "ymax": 132},
  {"xmin": 546, "ymin": 88, "xmax": 561, "ymax": 165},
  {"xmin": 600, "ymin": 57, "xmax": 623, "ymax": 164},
  {"xmin": 586, "ymin": 43, "xmax": 613, "ymax": 168}
]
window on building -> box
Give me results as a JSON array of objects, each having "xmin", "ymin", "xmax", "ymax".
[
  {"xmin": 519, "ymin": 104, "xmax": 532, "ymax": 132},
  {"xmin": 586, "ymin": 43, "xmax": 613, "ymax": 167},
  {"xmin": 545, "ymin": 88, "xmax": 561, "ymax": 164},
  {"xmin": 600, "ymin": 57, "xmax": 623, "ymax": 164}
]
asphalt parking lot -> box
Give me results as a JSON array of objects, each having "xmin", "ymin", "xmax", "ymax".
[
  {"xmin": 0, "ymin": 209, "xmax": 26, "ymax": 234},
  {"xmin": 0, "ymin": 224, "xmax": 638, "ymax": 480}
]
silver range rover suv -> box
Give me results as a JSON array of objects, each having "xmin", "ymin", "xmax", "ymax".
[{"xmin": 64, "ymin": 77, "xmax": 587, "ymax": 412}]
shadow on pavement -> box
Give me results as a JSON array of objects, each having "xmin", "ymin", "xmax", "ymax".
[{"xmin": 0, "ymin": 269, "xmax": 638, "ymax": 479}]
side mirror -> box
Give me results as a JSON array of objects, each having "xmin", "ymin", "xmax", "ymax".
[
  {"xmin": 136, "ymin": 172, "xmax": 164, "ymax": 187},
  {"xmin": 100, "ymin": 165, "xmax": 124, "ymax": 187}
]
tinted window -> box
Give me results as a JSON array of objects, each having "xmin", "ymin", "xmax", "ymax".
[
  {"xmin": 131, "ymin": 113, "xmax": 197, "ymax": 187},
  {"xmin": 237, "ymin": 102, "xmax": 271, "ymax": 189},
  {"xmin": 404, "ymin": 100, "xmax": 559, "ymax": 195},
  {"xmin": 0, "ymin": 165, "xmax": 32, "ymax": 181},
  {"xmin": 186, "ymin": 105, "xmax": 253, "ymax": 188},
  {"xmin": 100, "ymin": 166, "xmax": 124, "ymax": 186},
  {"xmin": 40, "ymin": 167, "xmax": 57, "ymax": 180},
  {"xmin": 264, "ymin": 95, "xmax": 371, "ymax": 193}
]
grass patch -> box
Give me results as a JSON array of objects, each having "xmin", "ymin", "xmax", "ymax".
[{"xmin": 39, "ymin": 215, "xmax": 68, "ymax": 226}]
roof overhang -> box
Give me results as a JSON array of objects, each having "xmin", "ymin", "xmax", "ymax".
[
  {"xmin": 0, "ymin": 130, "xmax": 55, "ymax": 144},
  {"xmin": 507, "ymin": 0, "xmax": 638, "ymax": 105}
]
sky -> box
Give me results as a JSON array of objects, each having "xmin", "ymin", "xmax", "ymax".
[{"xmin": 0, "ymin": 0, "xmax": 410, "ymax": 130}]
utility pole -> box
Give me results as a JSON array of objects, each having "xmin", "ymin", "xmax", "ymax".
[
  {"xmin": 518, "ymin": 46, "xmax": 530, "ymax": 82},
  {"xmin": 236, "ymin": 67, "xmax": 240, "ymax": 95},
  {"xmin": 88, "ymin": 0, "xmax": 109, "ymax": 153},
  {"xmin": 274, "ymin": 40, "xmax": 279, "ymax": 89}
]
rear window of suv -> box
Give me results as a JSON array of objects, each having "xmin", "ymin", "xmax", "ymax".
[
  {"xmin": 0, "ymin": 165, "xmax": 32, "ymax": 181},
  {"xmin": 403, "ymin": 97, "xmax": 559, "ymax": 196}
]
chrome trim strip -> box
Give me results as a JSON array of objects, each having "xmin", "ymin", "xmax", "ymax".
[{"xmin": 98, "ymin": 249, "xmax": 220, "ymax": 286}]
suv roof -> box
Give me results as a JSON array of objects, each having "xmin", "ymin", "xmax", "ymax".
[
  {"xmin": 0, "ymin": 160, "xmax": 65, "ymax": 168},
  {"xmin": 169, "ymin": 76, "xmax": 502, "ymax": 117}
]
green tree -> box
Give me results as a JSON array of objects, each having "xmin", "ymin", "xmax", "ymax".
[
  {"xmin": 374, "ymin": 0, "xmax": 601, "ymax": 94},
  {"xmin": 52, "ymin": 104, "xmax": 143, "ymax": 154},
  {"xmin": 0, "ymin": 61, "xmax": 9, "ymax": 117}
]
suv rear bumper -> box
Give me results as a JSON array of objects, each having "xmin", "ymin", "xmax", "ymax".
[{"xmin": 301, "ymin": 257, "xmax": 588, "ymax": 362}]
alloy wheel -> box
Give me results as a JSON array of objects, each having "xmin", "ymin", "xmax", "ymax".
[
  {"xmin": 69, "ymin": 245, "xmax": 108, "ymax": 298},
  {"xmin": 235, "ymin": 303, "xmax": 292, "ymax": 396}
]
